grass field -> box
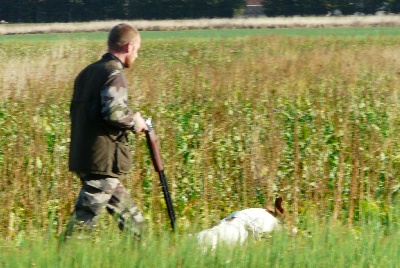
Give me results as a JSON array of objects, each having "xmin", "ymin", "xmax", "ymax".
[
  {"xmin": 2, "ymin": 26, "xmax": 400, "ymax": 43},
  {"xmin": 1, "ymin": 216, "xmax": 399, "ymax": 267},
  {"xmin": 1, "ymin": 26, "xmax": 399, "ymax": 266}
]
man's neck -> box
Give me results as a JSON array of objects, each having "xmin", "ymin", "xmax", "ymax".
[{"xmin": 108, "ymin": 51, "xmax": 125, "ymax": 66}]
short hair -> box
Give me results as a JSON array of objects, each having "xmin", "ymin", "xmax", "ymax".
[{"xmin": 107, "ymin": 23, "xmax": 140, "ymax": 52}]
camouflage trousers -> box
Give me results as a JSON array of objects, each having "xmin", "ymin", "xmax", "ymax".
[{"xmin": 65, "ymin": 174, "xmax": 145, "ymax": 239}]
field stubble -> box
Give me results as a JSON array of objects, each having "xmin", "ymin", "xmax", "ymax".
[
  {"xmin": 0, "ymin": 32, "xmax": 399, "ymax": 257},
  {"xmin": 1, "ymin": 15, "xmax": 400, "ymax": 34}
]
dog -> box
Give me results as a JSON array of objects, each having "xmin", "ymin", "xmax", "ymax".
[{"xmin": 197, "ymin": 197, "xmax": 285, "ymax": 250}]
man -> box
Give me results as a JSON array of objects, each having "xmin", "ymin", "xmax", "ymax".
[{"xmin": 66, "ymin": 23, "xmax": 147, "ymax": 239}]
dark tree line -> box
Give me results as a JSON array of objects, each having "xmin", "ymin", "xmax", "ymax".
[
  {"xmin": 0, "ymin": 0, "xmax": 399, "ymax": 23},
  {"xmin": 263, "ymin": 0, "xmax": 400, "ymax": 16},
  {"xmin": 0, "ymin": 0, "xmax": 245, "ymax": 23},
  {"xmin": 130, "ymin": 0, "xmax": 246, "ymax": 19}
]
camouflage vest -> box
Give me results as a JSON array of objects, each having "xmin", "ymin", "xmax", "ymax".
[{"xmin": 69, "ymin": 53, "xmax": 132, "ymax": 177}]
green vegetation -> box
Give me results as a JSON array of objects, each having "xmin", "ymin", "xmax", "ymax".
[
  {"xmin": 0, "ymin": 28, "xmax": 399, "ymax": 266},
  {"xmin": 1, "ymin": 213, "xmax": 399, "ymax": 267},
  {"xmin": 2, "ymin": 26, "xmax": 400, "ymax": 43}
]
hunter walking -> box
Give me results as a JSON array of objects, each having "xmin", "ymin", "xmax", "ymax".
[{"xmin": 65, "ymin": 23, "xmax": 147, "ymax": 239}]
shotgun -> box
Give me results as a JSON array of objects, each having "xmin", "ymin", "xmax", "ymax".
[{"xmin": 144, "ymin": 118, "xmax": 176, "ymax": 231}]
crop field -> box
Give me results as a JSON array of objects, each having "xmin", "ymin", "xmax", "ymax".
[
  {"xmin": 2, "ymin": 26, "xmax": 400, "ymax": 43},
  {"xmin": 0, "ymin": 26, "xmax": 400, "ymax": 266}
]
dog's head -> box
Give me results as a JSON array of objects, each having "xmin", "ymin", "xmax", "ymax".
[
  {"xmin": 266, "ymin": 197, "xmax": 298, "ymax": 234},
  {"xmin": 266, "ymin": 196, "xmax": 285, "ymax": 220}
]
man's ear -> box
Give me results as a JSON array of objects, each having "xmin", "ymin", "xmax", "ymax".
[{"xmin": 124, "ymin": 42, "xmax": 133, "ymax": 53}]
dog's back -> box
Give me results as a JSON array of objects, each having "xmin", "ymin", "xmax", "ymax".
[{"xmin": 224, "ymin": 208, "xmax": 281, "ymax": 236}]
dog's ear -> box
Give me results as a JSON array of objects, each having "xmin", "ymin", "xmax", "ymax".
[{"xmin": 274, "ymin": 196, "xmax": 285, "ymax": 216}]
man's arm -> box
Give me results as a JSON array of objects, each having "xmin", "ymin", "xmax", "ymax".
[
  {"xmin": 100, "ymin": 84, "xmax": 134, "ymax": 129},
  {"xmin": 100, "ymin": 75, "xmax": 147, "ymax": 132}
]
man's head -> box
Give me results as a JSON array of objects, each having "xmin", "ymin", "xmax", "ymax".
[{"xmin": 107, "ymin": 23, "xmax": 141, "ymax": 68}]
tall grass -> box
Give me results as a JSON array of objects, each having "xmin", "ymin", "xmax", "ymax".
[
  {"xmin": 1, "ymin": 208, "xmax": 399, "ymax": 267},
  {"xmin": 0, "ymin": 31, "xmax": 399, "ymax": 246}
]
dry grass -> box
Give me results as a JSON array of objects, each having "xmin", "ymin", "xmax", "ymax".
[{"xmin": 1, "ymin": 15, "xmax": 400, "ymax": 35}]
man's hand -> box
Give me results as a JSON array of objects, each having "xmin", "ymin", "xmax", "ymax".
[{"xmin": 132, "ymin": 112, "xmax": 148, "ymax": 133}]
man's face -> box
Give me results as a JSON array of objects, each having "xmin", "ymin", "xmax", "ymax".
[{"xmin": 125, "ymin": 36, "xmax": 141, "ymax": 68}]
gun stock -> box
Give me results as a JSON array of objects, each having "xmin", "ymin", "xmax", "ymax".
[{"xmin": 145, "ymin": 130, "xmax": 164, "ymax": 172}]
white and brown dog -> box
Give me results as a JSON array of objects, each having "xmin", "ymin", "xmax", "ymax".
[{"xmin": 197, "ymin": 197, "xmax": 285, "ymax": 249}]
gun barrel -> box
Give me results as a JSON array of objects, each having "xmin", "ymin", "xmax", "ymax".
[{"xmin": 159, "ymin": 171, "xmax": 176, "ymax": 230}]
